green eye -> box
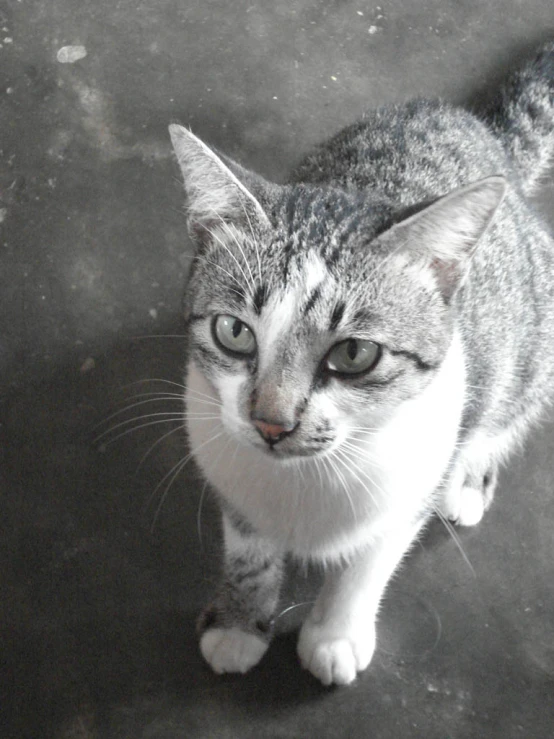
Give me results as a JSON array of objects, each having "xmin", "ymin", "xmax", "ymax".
[
  {"xmin": 213, "ymin": 315, "xmax": 256, "ymax": 356},
  {"xmin": 326, "ymin": 339, "xmax": 380, "ymax": 375}
]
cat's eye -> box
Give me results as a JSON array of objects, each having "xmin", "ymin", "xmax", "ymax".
[
  {"xmin": 213, "ymin": 315, "xmax": 256, "ymax": 356},
  {"xmin": 325, "ymin": 339, "xmax": 380, "ymax": 375}
]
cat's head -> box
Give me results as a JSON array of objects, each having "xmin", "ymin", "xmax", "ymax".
[{"xmin": 170, "ymin": 125, "xmax": 505, "ymax": 461}]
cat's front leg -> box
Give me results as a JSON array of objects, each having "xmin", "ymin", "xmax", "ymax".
[
  {"xmin": 199, "ymin": 510, "xmax": 284, "ymax": 674},
  {"xmin": 297, "ymin": 522, "xmax": 423, "ymax": 686}
]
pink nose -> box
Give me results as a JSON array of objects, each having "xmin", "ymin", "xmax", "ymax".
[
  {"xmin": 252, "ymin": 417, "xmax": 300, "ymax": 443},
  {"xmin": 252, "ymin": 419, "xmax": 289, "ymax": 441}
]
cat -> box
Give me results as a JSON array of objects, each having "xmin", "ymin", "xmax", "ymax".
[{"xmin": 168, "ymin": 42, "xmax": 554, "ymax": 686}]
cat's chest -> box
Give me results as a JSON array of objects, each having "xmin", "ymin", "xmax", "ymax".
[
  {"xmin": 185, "ymin": 332, "xmax": 466, "ymax": 560},
  {"xmin": 187, "ymin": 399, "xmax": 462, "ymax": 561},
  {"xmin": 189, "ymin": 421, "xmax": 393, "ymax": 558}
]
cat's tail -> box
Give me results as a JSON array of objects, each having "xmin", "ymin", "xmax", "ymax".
[{"xmin": 485, "ymin": 41, "xmax": 554, "ymax": 194}]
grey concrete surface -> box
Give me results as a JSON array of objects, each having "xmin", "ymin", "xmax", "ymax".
[{"xmin": 1, "ymin": 1, "xmax": 554, "ymax": 737}]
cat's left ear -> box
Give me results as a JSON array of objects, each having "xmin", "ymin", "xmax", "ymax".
[
  {"xmin": 169, "ymin": 124, "xmax": 272, "ymax": 246},
  {"xmin": 379, "ymin": 175, "xmax": 506, "ymax": 300}
]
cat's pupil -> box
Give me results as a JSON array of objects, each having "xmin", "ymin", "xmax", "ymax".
[
  {"xmin": 232, "ymin": 320, "xmax": 242, "ymax": 338},
  {"xmin": 347, "ymin": 339, "xmax": 358, "ymax": 361}
]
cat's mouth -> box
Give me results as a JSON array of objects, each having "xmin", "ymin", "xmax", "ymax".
[{"xmin": 250, "ymin": 434, "xmax": 336, "ymax": 461}]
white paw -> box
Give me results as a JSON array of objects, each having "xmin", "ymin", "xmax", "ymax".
[
  {"xmin": 439, "ymin": 483, "xmax": 486, "ymax": 527},
  {"xmin": 297, "ymin": 618, "xmax": 375, "ymax": 686},
  {"xmin": 453, "ymin": 486, "xmax": 485, "ymax": 527},
  {"xmin": 200, "ymin": 627, "xmax": 268, "ymax": 674}
]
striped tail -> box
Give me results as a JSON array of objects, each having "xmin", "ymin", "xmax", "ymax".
[{"xmin": 485, "ymin": 41, "xmax": 554, "ymax": 195}]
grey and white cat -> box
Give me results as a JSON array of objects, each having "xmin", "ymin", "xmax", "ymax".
[{"xmin": 169, "ymin": 43, "xmax": 554, "ymax": 685}]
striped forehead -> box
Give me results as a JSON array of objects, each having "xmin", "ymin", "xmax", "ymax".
[{"xmin": 255, "ymin": 253, "xmax": 333, "ymax": 367}]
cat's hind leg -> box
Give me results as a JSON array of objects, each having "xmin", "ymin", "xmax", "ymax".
[
  {"xmin": 198, "ymin": 510, "xmax": 284, "ymax": 674},
  {"xmin": 437, "ymin": 431, "xmax": 509, "ymax": 526},
  {"xmin": 438, "ymin": 460, "xmax": 498, "ymax": 527}
]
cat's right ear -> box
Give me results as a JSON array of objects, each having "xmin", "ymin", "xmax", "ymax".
[
  {"xmin": 378, "ymin": 176, "xmax": 506, "ymax": 301},
  {"xmin": 169, "ymin": 125, "xmax": 272, "ymax": 246}
]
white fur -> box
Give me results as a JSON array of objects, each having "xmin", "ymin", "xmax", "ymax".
[
  {"xmin": 255, "ymin": 258, "xmax": 328, "ymax": 374},
  {"xmin": 438, "ymin": 426, "xmax": 517, "ymax": 526},
  {"xmin": 256, "ymin": 289, "xmax": 297, "ymax": 373},
  {"xmin": 303, "ymin": 253, "xmax": 328, "ymax": 295},
  {"xmin": 187, "ymin": 331, "xmax": 467, "ymax": 683},
  {"xmin": 187, "ymin": 331, "xmax": 466, "ymax": 561}
]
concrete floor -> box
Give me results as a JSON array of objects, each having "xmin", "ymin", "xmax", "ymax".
[{"xmin": 2, "ymin": 1, "xmax": 554, "ymax": 737}]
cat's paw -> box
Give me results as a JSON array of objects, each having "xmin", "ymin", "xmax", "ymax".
[
  {"xmin": 200, "ymin": 627, "xmax": 268, "ymax": 674},
  {"xmin": 454, "ymin": 485, "xmax": 486, "ymax": 526},
  {"xmin": 442, "ymin": 485, "xmax": 486, "ymax": 527},
  {"xmin": 297, "ymin": 618, "xmax": 376, "ymax": 686},
  {"xmin": 440, "ymin": 466, "xmax": 497, "ymax": 527}
]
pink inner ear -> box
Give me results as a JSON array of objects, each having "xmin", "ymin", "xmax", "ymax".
[{"xmin": 430, "ymin": 257, "xmax": 465, "ymax": 301}]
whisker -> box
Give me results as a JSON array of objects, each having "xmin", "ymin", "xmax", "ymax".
[
  {"xmin": 186, "ymin": 388, "xmax": 223, "ymax": 406},
  {"xmin": 298, "ymin": 458, "xmax": 307, "ymax": 484},
  {"xmin": 347, "ymin": 426, "xmax": 380, "ymax": 435},
  {"xmin": 313, "ymin": 455, "xmax": 324, "ymax": 489},
  {"xmin": 208, "ymin": 209, "xmax": 256, "ymax": 292},
  {"xmin": 274, "ymin": 600, "xmax": 315, "ymax": 623},
  {"xmin": 433, "ymin": 505, "xmax": 476, "ymax": 576},
  {"xmin": 334, "ymin": 447, "xmax": 383, "ymax": 508},
  {"xmin": 197, "ymin": 479, "xmax": 209, "ymax": 550},
  {"xmin": 149, "ymin": 428, "xmax": 224, "ymax": 531},
  {"xmin": 206, "ymin": 224, "xmax": 255, "ymax": 296},
  {"xmin": 99, "ymin": 418, "xmax": 186, "ymax": 449},
  {"xmin": 95, "ymin": 396, "xmax": 186, "ymax": 429},
  {"xmin": 184, "ymin": 250, "xmax": 249, "ymax": 300},
  {"xmin": 238, "ymin": 194, "xmax": 262, "ymax": 284},
  {"xmin": 95, "ymin": 411, "xmax": 217, "ymax": 443},
  {"xmin": 135, "ymin": 423, "xmax": 187, "ymax": 473},
  {"xmin": 123, "ymin": 378, "xmax": 186, "ymax": 391},
  {"xmin": 117, "ymin": 390, "xmax": 221, "ymax": 412},
  {"xmin": 325, "ymin": 453, "xmax": 358, "ymax": 524},
  {"xmin": 340, "ymin": 440, "xmax": 381, "ymax": 466},
  {"xmin": 186, "ymin": 401, "xmax": 224, "ymax": 412},
  {"xmin": 149, "ymin": 455, "xmax": 191, "ymax": 530},
  {"xmin": 123, "ymin": 379, "xmax": 223, "ymax": 410},
  {"xmin": 197, "ymin": 433, "xmax": 235, "ymax": 548},
  {"xmin": 193, "ymin": 254, "xmax": 249, "ymax": 299},
  {"xmin": 123, "ymin": 391, "xmax": 185, "ymax": 400}
]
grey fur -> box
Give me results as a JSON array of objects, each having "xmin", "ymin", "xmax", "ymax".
[
  {"xmin": 170, "ymin": 42, "xmax": 554, "ymax": 675},
  {"xmin": 485, "ymin": 41, "xmax": 554, "ymax": 194},
  {"xmin": 198, "ymin": 513, "xmax": 283, "ymax": 641}
]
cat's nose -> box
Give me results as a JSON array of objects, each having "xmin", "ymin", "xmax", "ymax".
[{"xmin": 251, "ymin": 417, "xmax": 297, "ymax": 444}]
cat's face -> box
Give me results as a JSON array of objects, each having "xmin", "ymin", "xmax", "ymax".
[
  {"xmin": 171, "ymin": 126, "xmax": 504, "ymax": 461},
  {"xmin": 186, "ymin": 189, "xmax": 450, "ymax": 461}
]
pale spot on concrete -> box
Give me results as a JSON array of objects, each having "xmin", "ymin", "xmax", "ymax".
[
  {"xmin": 80, "ymin": 356, "xmax": 95, "ymax": 373},
  {"xmin": 57, "ymin": 45, "xmax": 87, "ymax": 63},
  {"xmin": 70, "ymin": 80, "xmax": 171, "ymax": 162}
]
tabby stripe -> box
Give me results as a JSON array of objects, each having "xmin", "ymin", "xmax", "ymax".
[
  {"xmin": 329, "ymin": 301, "xmax": 346, "ymax": 330},
  {"xmin": 303, "ymin": 285, "xmax": 322, "ymax": 314},
  {"xmin": 389, "ymin": 348, "xmax": 437, "ymax": 371},
  {"xmin": 252, "ymin": 283, "xmax": 268, "ymax": 315},
  {"xmin": 194, "ymin": 344, "xmax": 232, "ymax": 371},
  {"xmin": 232, "ymin": 559, "xmax": 273, "ymax": 585}
]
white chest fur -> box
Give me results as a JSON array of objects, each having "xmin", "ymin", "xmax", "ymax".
[{"xmin": 186, "ymin": 333, "xmax": 466, "ymax": 562}]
